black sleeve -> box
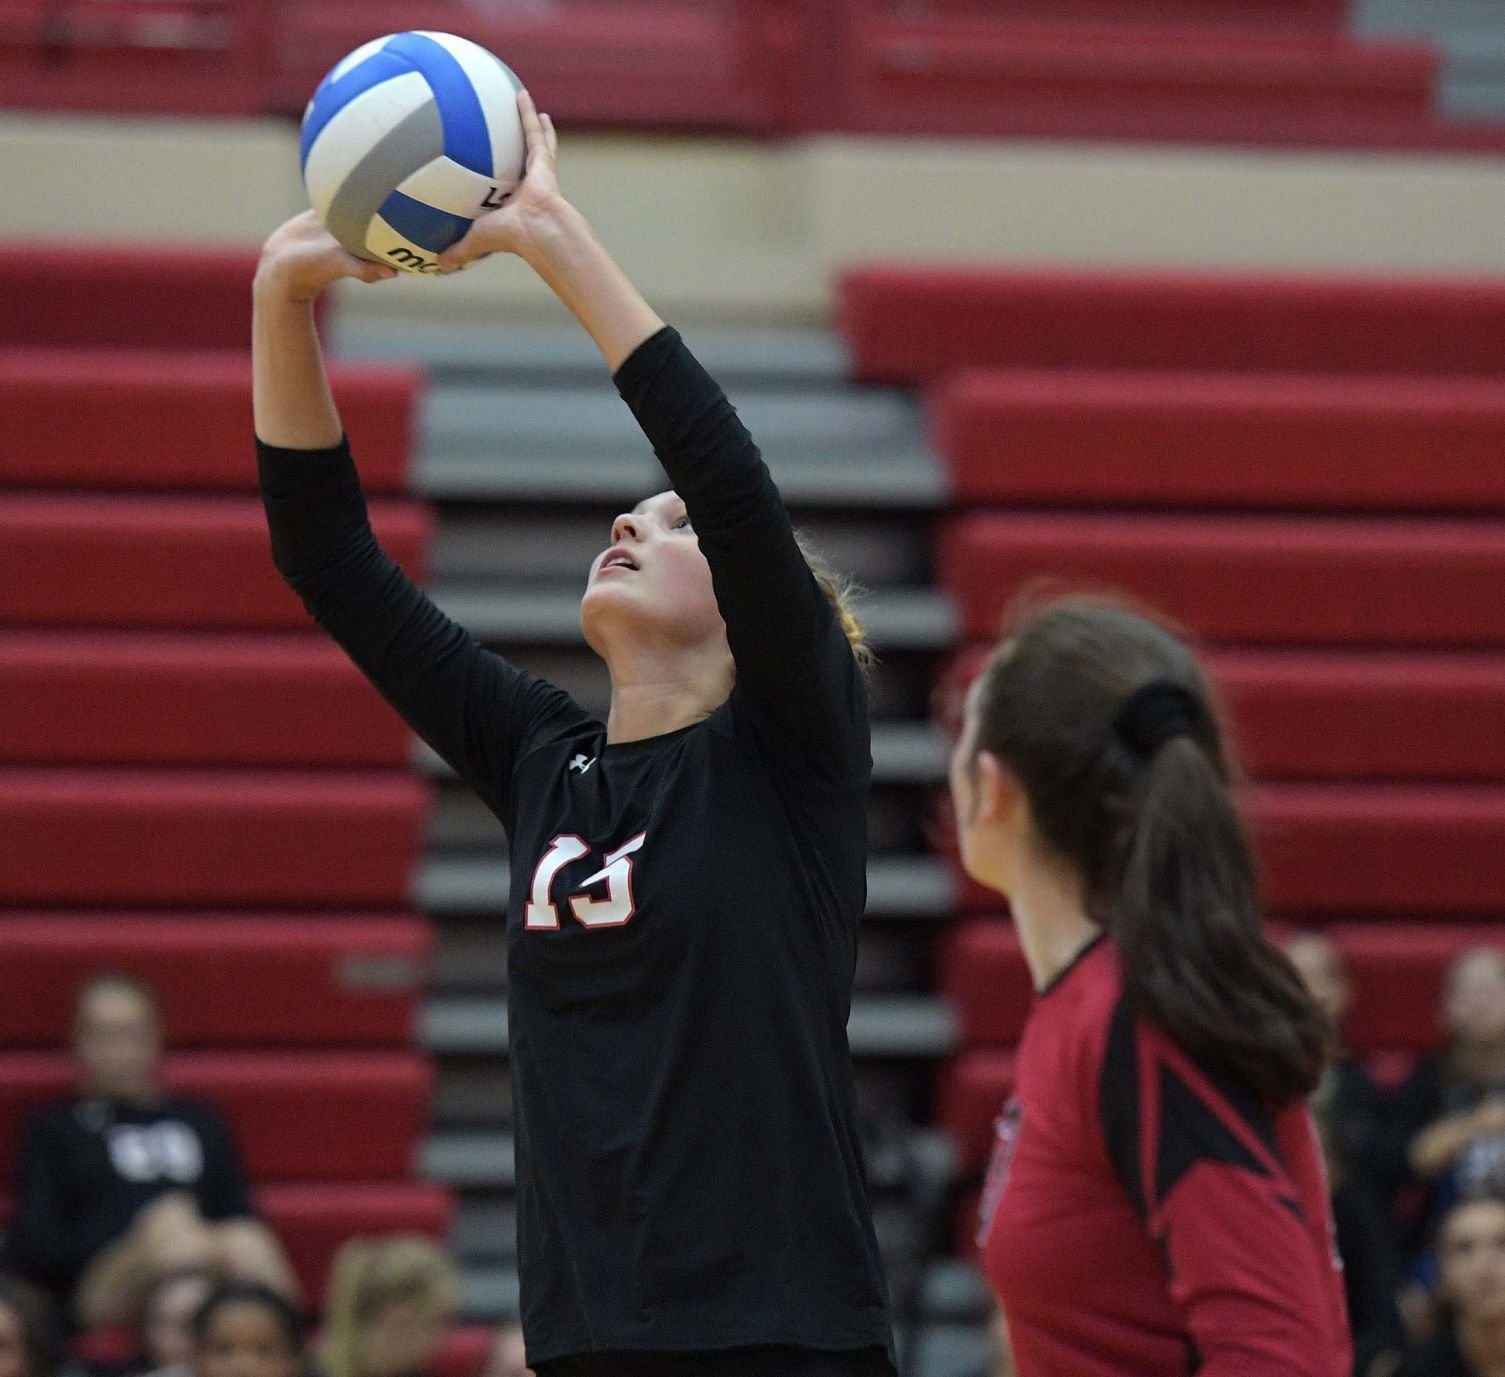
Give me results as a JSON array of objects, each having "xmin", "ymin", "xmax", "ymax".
[
  {"xmin": 1378, "ymin": 1057, "xmax": 1445, "ymax": 1195},
  {"xmin": 191, "ymin": 1104, "xmax": 254, "ymax": 1223},
  {"xmin": 6, "ymin": 1110, "xmax": 110, "ymax": 1286},
  {"xmin": 258, "ymin": 437, "xmax": 589, "ymax": 819},
  {"xmin": 612, "ymin": 328, "xmax": 869, "ymax": 780}
]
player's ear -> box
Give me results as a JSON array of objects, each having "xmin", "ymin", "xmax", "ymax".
[{"xmin": 972, "ymin": 749, "xmax": 1021, "ymax": 827}]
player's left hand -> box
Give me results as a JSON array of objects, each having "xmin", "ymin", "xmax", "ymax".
[{"xmin": 437, "ymin": 88, "xmax": 564, "ymax": 271}]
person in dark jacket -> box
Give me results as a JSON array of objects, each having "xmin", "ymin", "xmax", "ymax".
[
  {"xmin": 1398, "ymin": 1196, "xmax": 1505, "ymax": 1377},
  {"xmin": 5, "ymin": 973, "xmax": 296, "ymax": 1328}
]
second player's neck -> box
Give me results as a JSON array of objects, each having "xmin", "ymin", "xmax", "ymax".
[
  {"xmin": 604, "ymin": 648, "xmax": 734, "ymax": 745},
  {"xmin": 1010, "ymin": 860, "xmax": 1101, "ymax": 994}
]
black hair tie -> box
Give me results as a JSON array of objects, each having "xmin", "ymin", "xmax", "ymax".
[{"xmin": 1113, "ymin": 681, "xmax": 1199, "ymax": 758}]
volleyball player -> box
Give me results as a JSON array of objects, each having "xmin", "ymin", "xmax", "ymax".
[
  {"xmin": 252, "ymin": 93, "xmax": 893, "ymax": 1376},
  {"xmin": 948, "ymin": 595, "xmax": 1351, "ymax": 1375}
]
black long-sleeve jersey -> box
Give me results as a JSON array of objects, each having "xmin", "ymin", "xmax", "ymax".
[{"xmin": 258, "ymin": 327, "xmax": 894, "ymax": 1369}]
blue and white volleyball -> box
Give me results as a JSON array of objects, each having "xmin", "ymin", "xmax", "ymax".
[{"xmin": 300, "ymin": 31, "xmax": 526, "ymax": 276}]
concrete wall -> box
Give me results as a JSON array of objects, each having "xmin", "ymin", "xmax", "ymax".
[{"xmin": 3, "ymin": 112, "xmax": 1504, "ymax": 323}]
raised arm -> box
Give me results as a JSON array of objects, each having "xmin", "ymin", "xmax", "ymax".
[
  {"xmin": 252, "ymin": 213, "xmax": 585, "ymax": 817},
  {"xmin": 441, "ymin": 94, "xmax": 868, "ymax": 777}
]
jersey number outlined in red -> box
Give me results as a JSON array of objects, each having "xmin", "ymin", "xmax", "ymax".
[{"xmin": 525, "ymin": 832, "xmax": 647, "ymax": 931}]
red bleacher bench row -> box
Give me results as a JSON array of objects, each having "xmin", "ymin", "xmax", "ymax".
[
  {"xmin": 845, "ymin": 16, "xmax": 1440, "ymax": 148},
  {"xmin": 0, "ymin": 1181, "xmax": 453, "ymax": 1310},
  {"xmin": 0, "ymin": 770, "xmax": 428, "ymax": 906},
  {"xmin": 0, "ymin": 633, "xmax": 411, "ymax": 768},
  {"xmin": 0, "ymin": 246, "xmax": 304, "ymax": 351},
  {"xmin": 840, "ymin": 268, "xmax": 1505, "ymax": 385},
  {"xmin": 0, "ymin": 914, "xmax": 429, "ymax": 1047},
  {"xmin": 946, "ymin": 784, "xmax": 1505, "ymax": 914},
  {"xmin": 933, "ymin": 370, "xmax": 1505, "ymax": 513},
  {"xmin": 940, "ymin": 919, "xmax": 1505, "ymax": 1053},
  {"xmin": 0, "ymin": 495, "xmax": 432, "ymax": 631},
  {"xmin": 0, "ymin": 351, "xmax": 418, "ymax": 494},
  {"xmin": 0, "ymin": 1051, "xmax": 432, "ymax": 1180},
  {"xmin": 939, "ymin": 646, "xmax": 1505, "ymax": 782},
  {"xmin": 938, "ymin": 512, "xmax": 1505, "ymax": 648}
]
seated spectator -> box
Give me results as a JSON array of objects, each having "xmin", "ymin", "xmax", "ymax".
[
  {"xmin": 4, "ymin": 972, "xmax": 297, "ymax": 1329},
  {"xmin": 1398, "ymin": 1196, "xmax": 1505, "ymax": 1376},
  {"xmin": 1390, "ymin": 949, "xmax": 1505, "ymax": 1249},
  {"xmin": 316, "ymin": 1239, "xmax": 458, "ymax": 1377},
  {"xmin": 1286, "ymin": 931, "xmax": 1406, "ymax": 1377},
  {"xmin": 0, "ymin": 1277, "xmax": 56, "ymax": 1377},
  {"xmin": 136, "ymin": 1269, "xmax": 216, "ymax": 1377},
  {"xmin": 188, "ymin": 1283, "xmax": 303, "ymax": 1377}
]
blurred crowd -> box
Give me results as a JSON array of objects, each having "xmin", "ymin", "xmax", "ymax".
[
  {"xmin": 0, "ymin": 973, "xmax": 534, "ymax": 1377},
  {"xmin": 11, "ymin": 949, "xmax": 1505, "ymax": 1377}
]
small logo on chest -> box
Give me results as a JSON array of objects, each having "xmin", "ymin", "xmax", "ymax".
[{"xmin": 569, "ymin": 754, "xmax": 596, "ymax": 776}]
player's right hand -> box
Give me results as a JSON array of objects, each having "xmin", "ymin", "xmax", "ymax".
[{"xmin": 255, "ymin": 209, "xmax": 398, "ymax": 303}]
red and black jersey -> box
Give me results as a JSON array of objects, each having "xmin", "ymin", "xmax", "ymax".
[{"xmin": 979, "ymin": 935, "xmax": 1350, "ymax": 1376}]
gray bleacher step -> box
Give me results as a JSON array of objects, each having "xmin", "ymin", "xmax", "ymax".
[
  {"xmin": 920, "ymin": 1260, "xmax": 994, "ymax": 1322},
  {"xmin": 332, "ymin": 319, "xmax": 851, "ymax": 385},
  {"xmin": 427, "ymin": 582, "xmax": 958, "ymax": 652},
  {"xmin": 458, "ymin": 1264, "xmax": 519, "ymax": 1323},
  {"xmin": 416, "ymin": 853, "xmax": 956, "ymax": 918},
  {"xmin": 415, "ymin": 721, "xmax": 950, "ymax": 785},
  {"xmin": 422, "ymin": 994, "xmax": 958, "ymax": 1059},
  {"xmin": 422, "ymin": 1131, "xmax": 516, "ymax": 1189}
]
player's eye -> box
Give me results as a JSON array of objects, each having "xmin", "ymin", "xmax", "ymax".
[{"xmin": 673, "ymin": 515, "xmax": 692, "ymax": 531}]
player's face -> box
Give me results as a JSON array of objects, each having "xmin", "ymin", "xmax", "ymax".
[
  {"xmin": 1446, "ymin": 951, "xmax": 1505, "ymax": 1046},
  {"xmin": 74, "ymin": 986, "xmax": 161, "ymax": 1101},
  {"xmin": 1441, "ymin": 1200, "xmax": 1505, "ymax": 1323},
  {"xmin": 192, "ymin": 1305, "xmax": 299, "ymax": 1377},
  {"xmin": 948, "ymin": 682, "xmax": 1011, "ymax": 895},
  {"xmin": 581, "ymin": 492, "xmax": 725, "ymax": 652}
]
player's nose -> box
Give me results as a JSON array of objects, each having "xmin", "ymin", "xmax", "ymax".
[{"xmin": 611, "ymin": 513, "xmax": 642, "ymax": 544}]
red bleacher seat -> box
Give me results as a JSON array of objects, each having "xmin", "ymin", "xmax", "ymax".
[
  {"xmin": 937, "ymin": 1049, "xmax": 1016, "ymax": 1172},
  {"xmin": 429, "ymin": 1327, "xmax": 495, "ymax": 1377},
  {"xmin": 914, "ymin": 0, "xmax": 1347, "ymax": 25},
  {"xmin": 0, "ymin": 914, "xmax": 429, "ymax": 1047},
  {"xmin": 938, "ymin": 645, "xmax": 1505, "ymax": 782},
  {"xmin": 0, "ymin": 633, "xmax": 412, "ymax": 767},
  {"xmin": 933, "ymin": 371, "xmax": 1505, "ymax": 513},
  {"xmin": 942, "ymin": 918, "xmax": 1505, "ymax": 1054},
  {"xmin": 0, "ymin": 351, "xmax": 418, "ymax": 494},
  {"xmin": 840, "ymin": 268, "xmax": 1505, "ymax": 385},
  {"xmin": 948, "ymin": 784, "xmax": 1505, "ymax": 914},
  {"xmin": 0, "ymin": 1051, "xmax": 432, "ymax": 1180},
  {"xmin": 0, "ymin": 246, "xmax": 306, "ymax": 350},
  {"xmin": 258, "ymin": 1182, "xmax": 455, "ymax": 1305},
  {"xmin": 939, "ymin": 512, "xmax": 1505, "ymax": 648},
  {"xmin": 844, "ymin": 17, "xmax": 1438, "ymax": 149},
  {"xmin": 0, "ymin": 770, "xmax": 428, "ymax": 906},
  {"xmin": 275, "ymin": 0, "xmax": 777, "ymax": 129},
  {"xmin": 0, "ymin": 495, "xmax": 432, "ymax": 630}
]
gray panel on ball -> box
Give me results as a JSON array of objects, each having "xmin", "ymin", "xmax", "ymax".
[{"xmin": 326, "ymin": 97, "xmax": 444, "ymax": 259}]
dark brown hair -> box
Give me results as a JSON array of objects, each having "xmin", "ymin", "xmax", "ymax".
[{"xmin": 968, "ymin": 592, "xmax": 1328, "ymax": 1106}]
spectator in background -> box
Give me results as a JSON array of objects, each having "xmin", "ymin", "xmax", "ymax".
[
  {"xmin": 0, "ymin": 1277, "xmax": 56, "ymax": 1377},
  {"xmin": 187, "ymin": 1283, "xmax": 303, "ymax": 1377},
  {"xmin": 135, "ymin": 1270, "xmax": 217, "ymax": 1377},
  {"xmin": 1398, "ymin": 1196, "xmax": 1505, "ymax": 1377},
  {"xmin": 316, "ymin": 1239, "xmax": 458, "ymax": 1377},
  {"xmin": 1389, "ymin": 950, "xmax": 1505, "ymax": 1249},
  {"xmin": 4, "ymin": 973, "xmax": 297, "ymax": 1329},
  {"xmin": 1287, "ymin": 931, "xmax": 1407, "ymax": 1377}
]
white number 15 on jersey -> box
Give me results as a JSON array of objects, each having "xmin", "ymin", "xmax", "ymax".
[{"xmin": 525, "ymin": 832, "xmax": 647, "ymax": 931}]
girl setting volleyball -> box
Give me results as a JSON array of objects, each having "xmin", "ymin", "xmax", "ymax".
[
  {"xmin": 253, "ymin": 90, "xmax": 894, "ymax": 1377},
  {"xmin": 948, "ymin": 594, "xmax": 1352, "ymax": 1376}
]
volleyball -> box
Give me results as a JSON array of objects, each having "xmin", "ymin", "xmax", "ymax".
[{"xmin": 300, "ymin": 31, "xmax": 527, "ymax": 276}]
